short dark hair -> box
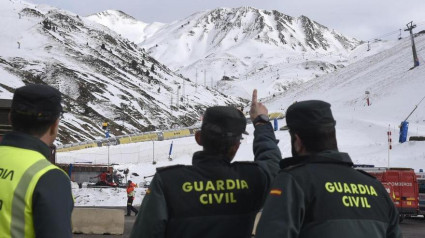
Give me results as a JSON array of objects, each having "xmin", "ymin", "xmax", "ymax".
[
  {"xmin": 10, "ymin": 111, "xmax": 58, "ymax": 137},
  {"xmin": 201, "ymin": 130, "xmax": 241, "ymax": 157},
  {"xmin": 10, "ymin": 84, "xmax": 62, "ymax": 137},
  {"xmin": 290, "ymin": 126, "xmax": 338, "ymax": 153}
]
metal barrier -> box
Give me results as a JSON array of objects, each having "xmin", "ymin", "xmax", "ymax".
[{"xmin": 57, "ymin": 126, "xmax": 199, "ymax": 153}]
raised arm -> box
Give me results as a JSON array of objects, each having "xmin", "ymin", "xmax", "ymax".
[{"xmin": 250, "ymin": 89, "xmax": 282, "ymax": 186}]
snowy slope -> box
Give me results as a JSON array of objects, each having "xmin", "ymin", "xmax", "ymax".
[
  {"xmin": 86, "ymin": 10, "xmax": 164, "ymax": 44},
  {"xmin": 59, "ymin": 34, "xmax": 425, "ymax": 206},
  {"xmin": 0, "ymin": 0, "xmax": 245, "ymax": 144},
  {"xmin": 89, "ymin": 7, "xmax": 367, "ymax": 99}
]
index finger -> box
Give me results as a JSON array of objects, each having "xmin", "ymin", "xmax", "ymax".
[{"xmin": 251, "ymin": 89, "xmax": 258, "ymax": 105}]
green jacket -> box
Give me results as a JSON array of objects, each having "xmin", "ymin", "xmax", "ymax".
[
  {"xmin": 256, "ymin": 151, "xmax": 401, "ymax": 238},
  {"xmin": 130, "ymin": 123, "xmax": 282, "ymax": 238}
]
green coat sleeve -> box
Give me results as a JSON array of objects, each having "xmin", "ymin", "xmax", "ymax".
[
  {"xmin": 255, "ymin": 172, "xmax": 305, "ymax": 238},
  {"xmin": 129, "ymin": 174, "xmax": 168, "ymax": 238},
  {"xmin": 253, "ymin": 123, "xmax": 282, "ymax": 188}
]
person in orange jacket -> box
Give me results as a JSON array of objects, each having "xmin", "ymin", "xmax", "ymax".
[{"xmin": 126, "ymin": 180, "xmax": 138, "ymax": 216}]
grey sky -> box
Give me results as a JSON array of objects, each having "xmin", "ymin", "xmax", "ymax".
[{"xmin": 29, "ymin": 0, "xmax": 425, "ymax": 41}]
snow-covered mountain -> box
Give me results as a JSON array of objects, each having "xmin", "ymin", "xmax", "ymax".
[
  {"xmin": 0, "ymin": 0, "xmax": 245, "ymax": 144},
  {"xmin": 89, "ymin": 7, "xmax": 364, "ymax": 99},
  {"xmin": 86, "ymin": 10, "xmax": 164, "ymax": 44}
]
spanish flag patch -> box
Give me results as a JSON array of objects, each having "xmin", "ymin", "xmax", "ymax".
[{"xmin": 270, "ymin": 189, "xmax": 282, "ymax": 196}]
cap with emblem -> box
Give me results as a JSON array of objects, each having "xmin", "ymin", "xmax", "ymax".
[
  {"xmin": 201, "ymin": 106, "xmax": 246, "ymax": 137},
  {"xmin": 285, "ymin": 100, "xmax": 335, "ymax": 130},
  {"xmin": 11, "ymin": 84, "xmax": 63, "ymax": 120}
]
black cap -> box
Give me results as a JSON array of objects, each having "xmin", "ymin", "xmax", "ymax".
[
  {"xmin": 286, "ymin": 100, "xmax": 336, "ymax": 130},
  {"xmin": 201, "ymin": 106, "xmax": 246, "ymax": 137},
  {"xmin": 11, "ymin": 84, "xmax": 63, "ymax": 120}
]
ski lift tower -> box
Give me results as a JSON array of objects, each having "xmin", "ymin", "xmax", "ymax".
[{"xmin": 404, "ymin": 21, "xmax": 419, "ymax": 68}]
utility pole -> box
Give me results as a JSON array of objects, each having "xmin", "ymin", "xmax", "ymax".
[
  {"xmin": 177, "ymin": 87, "xmax": 180, "ymax": 108},
  {"xmin": 107, "ymin": 143, "xmax": 110, "ymax": 171},
  {"xmin": 387, "ymin": 125, "xmax": 392, "ymax": 168},
  {"xmin": 121, "ymin": 104, "xmax": 127, "ymax": 128},
  {"xmin": 204, "ymin": 70, "xmax": 206, "ymax": 87},
  {"xmin": 152, "ymin": 140, "xmax": 156, "ymax": 164},
  {"xmin": 404, "ymin": 21, "xmax": 419, "ymax": 68},
  {"xmin": 182, "ymin": 79, "xmax": 185, "ymax": 103}
]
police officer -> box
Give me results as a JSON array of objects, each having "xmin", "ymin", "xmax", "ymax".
[
  {"xmin": 256, "ymin": 100, "xmax": 401, "ymax": 238},
  {"xmin": 130, "ymin": 89, "xmax": 282, "ymax": 238},
  {"xmin": 0, "ymin": 84, "xmax": 74, "ymax": 237}
]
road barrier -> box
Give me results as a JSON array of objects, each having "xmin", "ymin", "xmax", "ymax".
[{"xmin": 72, "ymin": 208, "xmax": 124, "ymax": 235}]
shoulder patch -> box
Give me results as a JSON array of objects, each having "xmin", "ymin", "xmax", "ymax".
[
  {"xmin": 156, "ymin": 164, "xmax": 185, "ymax": 172},
  {"xmin": 356, "ymin": 169, "xmax": 378, "ymax": 179}
]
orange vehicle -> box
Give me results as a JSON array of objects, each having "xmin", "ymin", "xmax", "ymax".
[{"xmin": 355, "ymin": 166, "xmax": 419, "ymax": 220}]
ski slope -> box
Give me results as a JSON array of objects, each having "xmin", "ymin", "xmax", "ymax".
[{"xmin": 59, "ymin": 34, "xmax": 425, "ymax": 206}]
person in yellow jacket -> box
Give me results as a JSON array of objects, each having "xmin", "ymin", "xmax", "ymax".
[
  {"xmin": 0, "ymin": 84, "xmax": 74, "ymax": 238},
  {"xmin": 126, "ymin": 180, "xmax": 138, "ymax": 216}
]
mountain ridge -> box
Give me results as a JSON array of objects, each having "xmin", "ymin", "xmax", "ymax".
[
  {"xmin": 89, "ymin": 7, "xmax": 362, "ymax": 99},
  {"xmin": 0, "ymin": 0, "xmax": 245, "ymax": 144}
]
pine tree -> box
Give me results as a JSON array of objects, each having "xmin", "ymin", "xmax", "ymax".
[{"xmin": 131, "ymin": 60, "xmax": 138, "ymax": 70}]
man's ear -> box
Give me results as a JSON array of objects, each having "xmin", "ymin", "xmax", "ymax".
[
  {"xmin": 50, "ymin": 118, "xmax": 60, "ymax": 137},
  {"xmin": 230, "ymin": 141, "xmax": 240, "ymax": 155},
  {"xmin": 294, "ymin": 133, "xmax": 307, "ymax": 155},
  {"xmin": 226, "ymin": 139, "xmax": 241, "ymax": 161},
  {"xmin": 195, "ymin": 130, "xmax": 202, "ymax": 146},
  {"xmin": 40, "ymin": 118, "xmax": 60, "ymax": 146},
  {"xmin": 294, "ymin": 134, "xmax": 301, "ymax": 151}
]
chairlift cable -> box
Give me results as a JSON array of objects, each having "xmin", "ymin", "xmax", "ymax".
[
  {"xmin": 404, "ymin": 95, "xmax": 425, "ymax": 121},
  {"xmin": 366, "ymin": 19, "xmax": 425, "ymax": 42}
]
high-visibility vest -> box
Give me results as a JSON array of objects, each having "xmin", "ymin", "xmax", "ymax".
[
  {"xmin": 127, "ymin": 183, "xmax": 136, "ymax": 197},
  {"xmin": 0, "ymin": 146, "xmax": 64, "ymax": 238}
]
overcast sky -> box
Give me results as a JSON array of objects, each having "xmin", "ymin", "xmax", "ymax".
[{"xmin": 29, "ymin": 0, "xmax": 425, "ymax": 41}]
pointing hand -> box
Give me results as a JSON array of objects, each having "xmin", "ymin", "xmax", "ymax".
[{"xmin": 250, "ymin": 89, "xmax": 268, "ymax": 121}]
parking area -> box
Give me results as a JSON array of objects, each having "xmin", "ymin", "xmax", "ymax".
[{"xmin": 399, "ymin": 216, "xmax": 425, "ymax": 238}]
